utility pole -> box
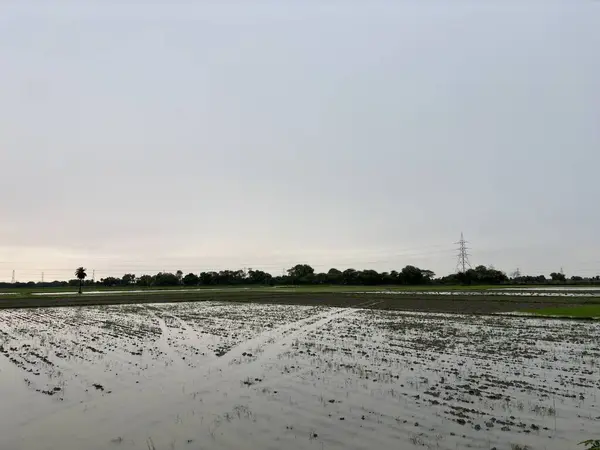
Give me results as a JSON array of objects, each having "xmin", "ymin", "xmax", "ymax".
[
  {"xmin": 11, "ymin": 270, "xmax": 15, "ymax": 284},
  {"xmin": 42, "ymin": 272, "xmax": 44, "ymax": 283},
  {"xmin": 455, "ymin": 232, "xmax": 471, "ymax": 273},
  {"xmin": 92, "ymin": 269, "xmax": 95, "ymax": 283}
]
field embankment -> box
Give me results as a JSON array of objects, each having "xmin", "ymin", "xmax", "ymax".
[{"xmin": 0, "ymin": 286, "xmax": 599, "ymax": 316}]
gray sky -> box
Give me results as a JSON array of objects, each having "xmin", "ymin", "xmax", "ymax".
[{"xmin": 1, "ymin": 1, "xmax": 599, "ymax": 281}]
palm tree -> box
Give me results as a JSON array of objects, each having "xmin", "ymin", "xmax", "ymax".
[{"xmin": 75, "ymin": 267, "xmax": 87, "ymax": 294}]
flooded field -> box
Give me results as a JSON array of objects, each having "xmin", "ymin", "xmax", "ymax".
[
  {"xmin": 0, "ymin": 302, "xmax": 598, "ymax": 450},
  {"xmin": 498, "ymin": 287, "xmax": 600, "ymax": 292},
  {"xmin": 358, "ymin": 290, "xmax": 600, "ymax": 297}
]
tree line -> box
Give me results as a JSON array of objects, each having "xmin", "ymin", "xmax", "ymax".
[{"xmin": 1, "ymin": 264, "xmax": 599, "ymax": 289}]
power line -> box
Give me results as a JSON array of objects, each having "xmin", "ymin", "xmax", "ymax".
[
  {"xmin": 0, "ymin": 250, "xmax": 457, "ymax": 274},
  {"xmin": 455, "ymin": 232, "xmax": 471, "ymax": 273},
  {"xmin": 0, "ymin": 243, "xmax": 454, "ymax": 267}
]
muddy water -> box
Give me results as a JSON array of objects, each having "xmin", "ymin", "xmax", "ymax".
[
  {"xmin": 358, "ymin": 290, "xmax": 600, "ymax": 297},
  {"xmin": 0, "ymin": 303, "xmax": 598, "ymax": 450},
  {"xmin": 498, "ymin": 286, "xmax": 600, "ymax": 292}
]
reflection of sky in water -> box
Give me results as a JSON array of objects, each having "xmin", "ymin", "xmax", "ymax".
[{"xmin": 0, "ymin": 303, "xmax": 598, "ymax": 449}]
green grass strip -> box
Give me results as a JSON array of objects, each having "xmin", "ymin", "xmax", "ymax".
[{"xmin": 527, "ymin": 305, "xmax": 600, "ymax": 318}]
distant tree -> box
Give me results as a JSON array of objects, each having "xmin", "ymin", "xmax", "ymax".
[
  {"xmin": 391, "ymin": 270, "xmax": 401, "ymax": 283},
  {"xmin": 399, "ymin": 265, "xmax": 424, "ymax": 285},
  {"xmin": 122, "ymin": 273, "xmax": 136, "ymax": 285},
  {"xmin": 287, "ymin": 264, "xmax": 315, "ymax": 284},
  {"xmin": 199, "ymin": 271, "xmax": 217, "ymax": 285},
  {"xmin": 550, "ymin": 272, "xmax": 566, "ymax": 283},
  {"xmin": 247, "ymin": 269, "xmax": 272, "ymax": 285},
  {"xmin": 458, "ymin": 265, "xmax": 508, "ymax": 285},
  {"xmin": 287, "ymin": 264, "xmax": 314, "ymax": 278},
  {"xmin": 421, "ymin": 270, "xmax": 436, "ymax": 282},
  {"xmin": 10, "ymin": 262, "xmax": 592, "ymax": 288},
  {"xmin": 326, "ymin": 268, "xmax": 343, "ymax": 284},
  {"xmin": 358, "ymin": 269, "xmax": 382, "ymax": 285},
  {"xmin": 381, "ymin": 271, "xmax": 398, "ymax": 285},
  {"xmin": 101, "ymin": 277, "xmax": 121, "ymax": 287},
  {"xmin": 182, "ymin": 273, "xmax": 200, "ymax": 286},
  {"xmin": 512, "ymin": 274, "xmax": 547, "ymax": 284},
  {"xmin": 445, "ymin": 265, "xmax": 508, "ymax": 285},
  {"xmin": 475, "ymin": 265, "xmax": 508, "ymax": 284},
  {"xmin": 137, "ymin": 275, "xmax": 153, "ymax": 287},
  {"xmin": 315, "ymin": 272, "xmax": 328, "ymax": 284},
  {"xmin": 75, "ymin": 267, "xmax": 87, "ymax": 294},
  {"xmin": 216, "ymin": 270, "xmax": 245, "ymax": 284},
  {"xmin": 342, "ymin": 268, "xmax": 358, "ymax": 285},
  {"xmin": 154, "ymin": 272, "xmax": 180, "ymax": 286}
]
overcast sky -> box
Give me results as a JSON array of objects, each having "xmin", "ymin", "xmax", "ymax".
[{"xmin": 1, "ymin": 1, "xmax": 599, "ymax": 281}]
